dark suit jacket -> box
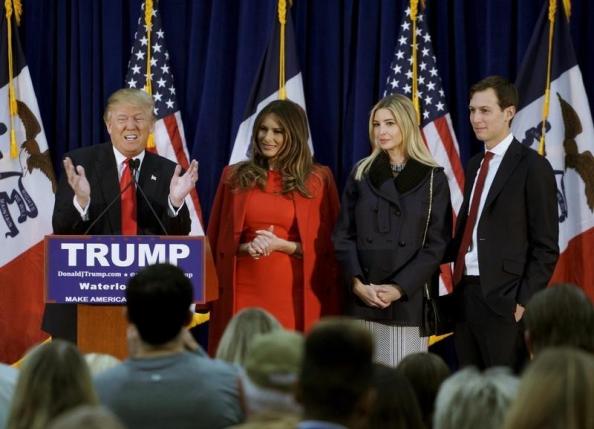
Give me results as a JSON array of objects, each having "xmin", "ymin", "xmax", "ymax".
[
  {"xmin": 451, "ymin": 139, "xmax": 559, "ymax": 317},
  {"xmin": 333, "ymin": 154, "xmax": 452, "ymax": 326},
  {"xmin": 52, "ymin": 143, "xmax": 190, "ymax": 235},
  {"xmin": 45, "ymin": 143, "xmax": 191, "ymax": 339}
]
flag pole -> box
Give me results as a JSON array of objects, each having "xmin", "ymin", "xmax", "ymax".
[
  {"xmin": 278, "ymin": 0, "xmax": 287, "ymax": 100},
  {"xmin": 538, "ymin": 0, "xmax": 571, "ymax": 156},
  {"xmin": 409, "ymin": 0, "xmax": 421, "ymax": 124},
  {"xmin": 4, "ymin": 0, "xmax": 22, "ymax": 159},
  {"xmin": 143, "ymin": 0, "xmax": 156, "ymax": 149}
]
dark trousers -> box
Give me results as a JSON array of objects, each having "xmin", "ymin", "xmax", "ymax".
[{"xmin": 453, "ymin": 276, "xmax": 527, "ymax": 373}]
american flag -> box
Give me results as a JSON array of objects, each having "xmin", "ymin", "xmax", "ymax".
[
  {"xmin": 125, "ymin": 1, "xmax": 204, "ymax": 235},
  {"xmin": 383, "ymin": 6, "xmax": 464, "ymax": 292}
]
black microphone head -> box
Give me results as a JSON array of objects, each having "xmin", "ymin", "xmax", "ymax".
[{"xmin": 129, "ymin": 158, "xmax": 140, "ymax": 171}]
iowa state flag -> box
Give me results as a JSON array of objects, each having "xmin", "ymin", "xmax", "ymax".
[
  {"xmin": 0, "ymin": 6, "xmax": 55, "ymax": 362},
  {"xmin": 513, "ymin": 2, "xmax": 594, "ymax": 299}
]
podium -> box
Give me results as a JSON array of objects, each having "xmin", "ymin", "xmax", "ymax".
[{"xmin": 45, "ymin": 235, "xmax": 218, "ymax": 359}]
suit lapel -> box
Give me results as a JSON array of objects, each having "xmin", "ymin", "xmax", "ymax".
[
  {"xmin": 483, "ymin": 140, "xmax": 523, "ymax": 209},
  {"xmin": 462, "ymin": 155, "xmax": 482, "ymax": 211},
  {"xmin": 138, "ymin": 151, "xmax": 161, "ymax": 201},
  {"xmin": 371, "ymin": 178, "xmax": 400, "ymax": 206},
  {"xmin": 97, "ymin": 145, "xmax": 120, "ymax": 232}
]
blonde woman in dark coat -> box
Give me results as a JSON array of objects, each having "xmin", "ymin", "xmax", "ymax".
[{"xmin": 333, "ymin": 94, "xmax": 452, "ymax": 366}]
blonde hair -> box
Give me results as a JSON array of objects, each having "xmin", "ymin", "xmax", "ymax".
[
  {"xmin": 103, "ymin": 88, "xmax": 155, "ymax": 123},
  {"xmin": 503, "ymin": 347, "xmax": 594, "ymax": 429},
  {"xmin": 6, "ymin": 341, "xmax": 99, "ymax": 429},
  {"xmin": 215, "ymin": 307, "xmax": 282, "ymax": 365},
  {"xmin": 355, "ymin": 94, "xmax": 437, "ymax": 180}
]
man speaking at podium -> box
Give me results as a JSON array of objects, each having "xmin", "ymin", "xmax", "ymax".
[{"xmin": 45, "ymin": 88, "xmax": 199, "ymax": 341}]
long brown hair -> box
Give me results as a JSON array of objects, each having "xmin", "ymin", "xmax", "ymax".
[
  {"xmin": 6, "ymin": 340, "xmax": 99, "ymax": 429},
  {"xmin": 229, "ymin": 99, "xmax": 314, "ymax": 197}
]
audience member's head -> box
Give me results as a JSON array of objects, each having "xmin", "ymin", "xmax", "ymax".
[
  {"xmin": 84, "ymin": 353, "xmax": 121, "ymax": 377},
  {"xmin": 297, "ymin": 318, "xmax": 374, "ymax": 428},
  {"xmin": 433, "ymin": 367, "xmax": 518, "ymax": 429},
  {"xmin": 0, "ymin": 364, "xmax": 18, "ymax": 429},
  {"xmin": 126, "ymin": 263, "xmax": 193, "ymax": 346},
  {"xmin": 216, "ymin": 307, "xmax": 281, "ymax": 365},
  {"xmin": 47, "ymin": 405, "xmax": 125, "ymax": 429},
  {"xmin": 524, "ymin": 283, "xmax": 594, "ymax": 356},
  {"xmin": 397, "ymin": 352, "xmax": 451, "ymax": 428},
  {"xmin": 503, "ymin": 347, "xmax": 594, "ymax": 429},
  {"xmin": 241, "ymin": 329, "xmax": 304, "ymax": 416},
  {"xmin": 368, "ymin": 364, "xmax": 424, "ymax": 429},
  {"xmin": 5, "ymin": 340, "xmax": 98, "ymax": 429}
]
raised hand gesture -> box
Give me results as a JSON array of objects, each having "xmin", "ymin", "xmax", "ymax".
[
  {"xmin": 169, "ymin": 160, "xmax": 199, "ymax": 207},
  {"xmin": 63, "ymin": 156, "xmax": 91, "ymax": 208}
]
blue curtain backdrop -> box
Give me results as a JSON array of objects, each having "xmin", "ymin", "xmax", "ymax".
[{"xmin": 15, "ymin": 0, "xmax": 594, "ymax": 223}]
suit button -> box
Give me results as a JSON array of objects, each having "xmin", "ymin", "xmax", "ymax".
[
  {"xmin": 363, "ymin": 267, "xmax": 369, "ymax": 273},
  {"xmin": 398, "ymin": 241, "xmax": 406, "ymax": 247},
  {"xmin": 366, "ymin": 237, "xmax": 373, "ymax": 243},
  {"xmin": 394, "ymin": 209, "xmax": 401, "ymax": 216}
]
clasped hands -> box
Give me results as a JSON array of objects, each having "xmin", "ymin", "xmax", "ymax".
[
  {"xmin": 244, "ymin": 226, "xmax": 283, "ymax": 259},
  {"xmin": 353, "ymin": 277, "xmax": 403, "ymax": 309}
]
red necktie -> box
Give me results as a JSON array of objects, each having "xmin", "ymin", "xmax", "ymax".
[
  {"xmin": 453, "ymin": 151, "xmax": 494, "ymax": 286},
  {"xmin": 120, "ymin": 159, "xmax": 137, "ymax": 235}
]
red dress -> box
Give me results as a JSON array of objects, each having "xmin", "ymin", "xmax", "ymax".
[
  {"xmin": 235, "ymin": 171, "xmax": 304, "ymax": 329},
  {"xmin": 207, "ymin": 164, "xmax": 341, "ymax": 354}
]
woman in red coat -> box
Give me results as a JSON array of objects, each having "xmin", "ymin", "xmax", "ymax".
[{"xmin": 207, "ymin": 100, "xmax": 340, "ymax": 352}]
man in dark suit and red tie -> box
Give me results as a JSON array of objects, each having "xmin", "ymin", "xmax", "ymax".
[
  {"xmin": 451, "ymin": 76, "xmax": 559, "ymax": 370},
  {"xmin": 45, "ymin": 88, "xmax": 199, "ymax": 340}
]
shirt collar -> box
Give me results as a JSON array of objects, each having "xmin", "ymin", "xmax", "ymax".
[
  {"xmin": 112, "ymin": 146, "xmax": 145, "ymax": 168},
  {"xmin": 486, "ymin": 133, "xmax": 514, "ymax": 157}
]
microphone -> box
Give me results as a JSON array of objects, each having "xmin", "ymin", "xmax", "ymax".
[
  {"xmin": 82, "ymin": 161, "xmax": 137, "ymax": 235},
  {"xmin": 127, "ymin": 158, "xmax": 169, "ymax": 235}
]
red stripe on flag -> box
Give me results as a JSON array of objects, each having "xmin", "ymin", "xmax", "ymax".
[
  {"xmin": 0, "ymin": 241, "xmax": 49, "ymax": 363},
  {"xmin": 163, "ymin": 114, "xmax": 204, "ymax": 224},
  {"xmin": 433, "ymin": 116, "xmax": 465, "ymax": 191},
  {"xmin": 549, "ymin": 227, "xmax": 594, "ymax": 301}
]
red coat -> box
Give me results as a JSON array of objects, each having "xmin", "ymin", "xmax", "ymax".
[{"xmin": 207, "ymin": 164, "xmax": 341, "ymax": 353}]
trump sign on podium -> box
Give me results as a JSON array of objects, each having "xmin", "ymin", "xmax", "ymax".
[{"xmin": 45, "ymin": 235, "xmax": 205, "ymax": 304}]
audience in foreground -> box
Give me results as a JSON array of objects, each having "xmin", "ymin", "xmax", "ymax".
[
  {"xmin": 296, "ymin": 318, "xmax": 374, "ymax": 429},
  {"xmin": 369, "ymin": 364, "xmax": 424, "ymax": 429},
  {"xmin": 232, "ymin": 329, "xmax": 303, "ymax": 429},
  {"xmin": 503, "ymin": 347, "xmax": 594, "ymax": 429},
  {"xmin": 0, "ymin": 364, "xmax": 18, "ymax": 429},
  {"xmin": 47, "ymin": 405, "xmax": 125, "ymax": 429},
  {"xmin": 523, "ymin": 283, "xmax": 594, "ymax": 357},
  {"xmin": 433, "ymin": 367, "xmax": 518, "ymax": 429},
  {"xmin": 397, "ymin": 352, "xmax": 451, "ymax": 428},
  {"xmin": 5, "ymin": 340, "xmax": 98, "ymax": 429},
  {"xmin": 94, "ymin": 263, "xmax": 243, "ymax": 429},
  {"xmin": 216, "ymin": 307, "xmax": 281, "ymax": 365}
]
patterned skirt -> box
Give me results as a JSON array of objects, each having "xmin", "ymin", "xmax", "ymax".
[{"xmin": 359, "ymin": 320, "xmax": 428, "ymax": 367}]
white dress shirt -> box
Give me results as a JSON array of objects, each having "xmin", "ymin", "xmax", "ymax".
[{"xmin": 464, "ymin": 133, "xmax": 514, "ymax": 276}]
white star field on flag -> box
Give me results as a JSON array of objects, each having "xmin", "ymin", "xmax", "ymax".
[
  {"xmin": 125, "ymin": 4, "xmax": 178, "ymax": 119},
  {"xmin": 383, "ymin": 7, "xmax": 448, "ymax": 127}
]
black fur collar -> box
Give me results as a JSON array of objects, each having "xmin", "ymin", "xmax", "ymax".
[{"xmin": 368, "ymin": 151, "xmax": 433, "ymax": 194}]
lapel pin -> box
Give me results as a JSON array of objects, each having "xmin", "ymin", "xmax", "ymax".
[{"xmin": 151, "ymin": 175, "xmax": 157, "ymax": 181}]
